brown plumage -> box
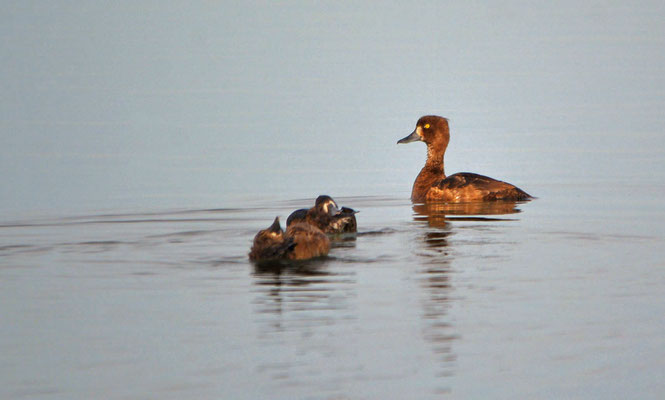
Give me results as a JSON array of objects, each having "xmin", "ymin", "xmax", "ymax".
[
  {"xmin": 397, "ymin": 115, "xmax": 532, "ymax": 203},
  {"xmin": 285, "ymin": 222, "xmax": 331, "ymax": 259},
  {"xmin": 249, "ymin": 217, "xmax": 329, "ymax": 261},
  {"xmin": 286, "ymin": 195, "xmax": 357, "ymax": 234}
]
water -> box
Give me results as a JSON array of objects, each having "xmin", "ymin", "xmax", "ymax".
[
  {"xmin": 2, "ymin": 2, "xmax": 665, "ymax": 399},
  {"xmin": 2, "ymin": 188, "xmax": 664, "ymax": 399}
]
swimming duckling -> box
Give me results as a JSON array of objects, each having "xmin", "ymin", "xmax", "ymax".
[
  {"xmin": 249, "ymin": 217, "xmax": 329, "ymax": 261},
  {"xmin": 287, "ymin": 195, "xmax": 357, "ymax": 234},
  {"xmin": 397, "ymin": 115, "xmax": 532, "ymax": 203}
]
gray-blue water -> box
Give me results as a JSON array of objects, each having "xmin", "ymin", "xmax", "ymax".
[{"xmin": 2, "ymin": 2, "xmax": 665, "ymax": 399}]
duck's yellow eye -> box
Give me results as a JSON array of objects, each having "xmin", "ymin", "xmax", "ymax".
[{"xmin": 424, "ymin": 123, "xmax": 430, "ymax": 129}]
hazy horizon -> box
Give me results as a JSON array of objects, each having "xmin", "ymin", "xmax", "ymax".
[{"xmin": 2, "ymin": 1, "xmax": 664, "ymax": 216}]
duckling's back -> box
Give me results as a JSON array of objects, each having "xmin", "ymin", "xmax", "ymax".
[{"xmin": 286, "ymin": 222, "xmax": 330, "ymax": 259}]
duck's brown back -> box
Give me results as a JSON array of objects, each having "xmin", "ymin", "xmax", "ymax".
[
  {"xmin": 285, "ymin": 223, "xmax": 330, "ymax": 259},
  {"xmin": 426, "ymin": 172, "xmax": 531, "ymax": 202}
]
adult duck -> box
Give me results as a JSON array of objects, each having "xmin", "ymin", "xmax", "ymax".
[{"xmin": 397, "ymin": 115, "xmax": 531, "ymax": 203}]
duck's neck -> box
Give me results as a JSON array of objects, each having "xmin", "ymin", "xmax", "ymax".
[{"xmin": 411, "ymin": 144, "xmax": 446, "ymax": 202}]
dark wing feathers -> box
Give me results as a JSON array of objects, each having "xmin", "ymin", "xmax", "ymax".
[
  {"xmin": 256, "ymin": 236, "xmax": 296, "ymax": 260},
  {"xmin": 437, "ymin": 172, "xmax": 531, "ymax": 201}
]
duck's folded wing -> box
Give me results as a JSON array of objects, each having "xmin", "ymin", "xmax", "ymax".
[{"xmin": 437, "ymin": 172, "xmax": 531, "ymax": 201}]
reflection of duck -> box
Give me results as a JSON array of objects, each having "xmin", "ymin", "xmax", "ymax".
[
  {"xmin": 423, "ymin": 231, "xmax": 451, "ymax": 249},
  {"xmin": 287, "ymin": 195, "xmax": 358, "ymax": 234},
  {"xmin": 413, "ymin": 201, "xmax": 523, "ymax": 228},
  {"xmin": 249, "ymin": 217, "xmax": 330, "ymax": 261},
  {"xmin": 398, "ymin": 115, "xmax": 532, "ymax": 203},
  {"xmin": 410, "ymin": 224, "xmax": 456, "ymax": 375}
]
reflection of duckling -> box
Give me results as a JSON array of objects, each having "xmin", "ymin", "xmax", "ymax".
[
  {"xmin": 287, "ymin": 195, "xmax": 357, "ymax": 234},
  {"xmin": 249, "ymin": 217, "xmax": 330, "ymax": 261},
  {"xmin": 398, "ymin": 115, "xmax": 532, "ymax": 203}
]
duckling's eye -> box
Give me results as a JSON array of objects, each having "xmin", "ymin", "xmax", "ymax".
[{"xmin": 423, "ymin": 123, "xmax": 430, "ymax": 129}]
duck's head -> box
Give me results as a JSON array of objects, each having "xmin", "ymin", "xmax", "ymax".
[
  {"xmin": 256, "ymin": 216, "xmax": 284, "ymax": 241},
  {"xmin": 250, "ymin": 216, "xmax": 298, "ymax": 261},
  {"xmin": 314, "ymin": 195, "xmax": 341, "ymax": 216},
  {"xmin": 267, "ymin": 216, "xmax": 283, "ymax": 233},
  {"xmin": 397, "ymin": 115, "xmax": 450, "ymax": 148}
]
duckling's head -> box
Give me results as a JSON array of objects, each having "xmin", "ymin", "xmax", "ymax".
[
  {"xmin": 267, "ymin": 216, "xmax": 283, "ymax": 234},
  {"xmin": 255, "ymin": 216, "xmax": 284, "ymax": 242},
  {"xmin": 249, "ymin": 216, "xmax": 298, "ymax": 261},
  {"xmin": 397, "ymin": 115, "xmax": 450, "ymax": 148},
  {"xmin": 314, "ymin": 195, "xmax": 340, "ymax": 216}
]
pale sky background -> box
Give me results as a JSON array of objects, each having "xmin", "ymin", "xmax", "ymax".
[{"xmin": 2, "ymin": 1, "xmax": 664, "ymax": 216}]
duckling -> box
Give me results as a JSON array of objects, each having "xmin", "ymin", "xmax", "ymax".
[
  {"xmin": 249, "ymin": 217, "xmax": 329, "ymax": 261},
  {"xmin": 397, "ymin": 115, "xmax": 532, "ymax": 203},
  {"xmin": 287, "ymin": 195, "xmax": 357, "ymax": 234}
]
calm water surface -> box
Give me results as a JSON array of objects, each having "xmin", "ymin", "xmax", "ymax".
[
  {"xmin": 3, "ymin": 1, "xmax": 665, "ymax": 399},
  {"xmin": 2, "ymin": 180, "xmax": 664, "ymax": 399}
]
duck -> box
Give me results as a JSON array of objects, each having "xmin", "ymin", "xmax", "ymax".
[
  {"xmin": 249, "ymin": 217, "xmax": 330, "ymax": 261},
  {"xmin": 397, "ymin": 115, "xmax": 532, "ymax": 203},
  {"xmin": 286, "ymin": 195, "xmax": 358, "ymax": 234}
]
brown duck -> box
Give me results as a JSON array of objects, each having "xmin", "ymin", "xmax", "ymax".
[
  {"xmin": 286, "ymin": 195, "xmax": 357, "ymax": 234},
  {"xmin": 249, "ymin": 217, "xmax": 330, "ymax": 261},
  {"xmin": 398, "ymin": 115, "xmax": 532, "ymax": 203}
]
